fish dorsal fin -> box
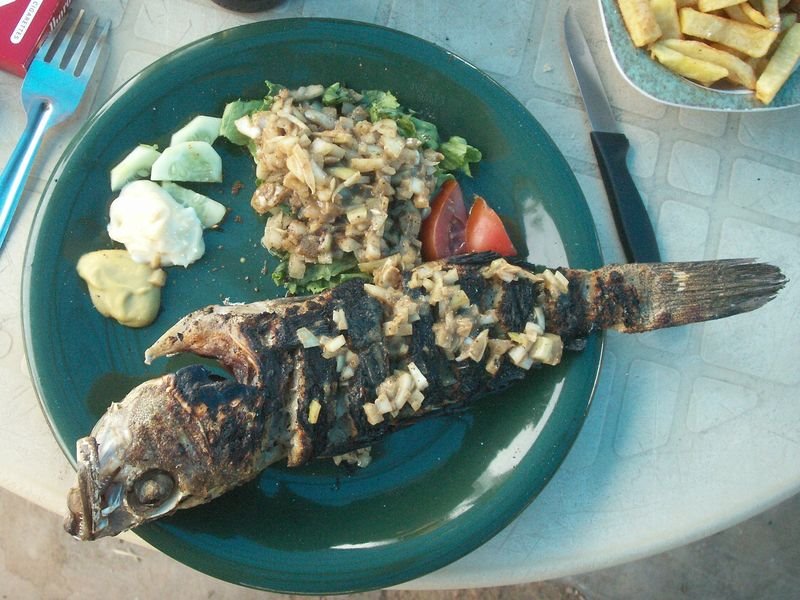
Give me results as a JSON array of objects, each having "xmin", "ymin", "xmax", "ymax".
[{"xmin": 144, "ymin": 304, "xmax": 275, "ymax": 384}]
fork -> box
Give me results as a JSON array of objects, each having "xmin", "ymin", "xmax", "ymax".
[{"xmin": 0, "ymin": 10, "xmax": 110, "ymax": 252}]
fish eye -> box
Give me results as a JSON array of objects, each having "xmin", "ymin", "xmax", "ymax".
[{"xmin": 129, "ymin": 470, "xmax": 175, "ymax": 511}]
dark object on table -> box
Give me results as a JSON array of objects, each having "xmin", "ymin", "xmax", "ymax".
[
  {"xmin": 564, "ymin": 8, "xmax": 661, "ymax": 264},
  {"xmin": 211, "ymin": 0, "xmax": 284, "ymax": 12}
]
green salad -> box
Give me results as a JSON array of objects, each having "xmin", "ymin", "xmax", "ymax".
[{"xmin": 221, "ymin": 81, "xmax": 481, "ymax": 295}]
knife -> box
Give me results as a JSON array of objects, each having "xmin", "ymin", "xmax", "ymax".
[{"xmin": 564, "ymin": 8, "xmax": 661, "ymax": 263}]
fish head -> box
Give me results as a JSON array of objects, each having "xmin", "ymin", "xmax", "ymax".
[{"xmin": 64, "ymin": 367, "xmax": 238, "ymax": 540}]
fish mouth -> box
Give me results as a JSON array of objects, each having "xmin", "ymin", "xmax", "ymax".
[{"xmin": 64, "ymin": 437, "xmax": 103, "ymax": 540}]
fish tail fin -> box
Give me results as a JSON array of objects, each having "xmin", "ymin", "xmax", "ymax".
[{"xmin": 549, "ymin": 259, "xmax": 786, "ymax": 337}]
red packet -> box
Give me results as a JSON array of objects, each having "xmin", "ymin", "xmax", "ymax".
[{"xmin": 0, "ymin": 0, "xmax": 71, "ymax": 77}]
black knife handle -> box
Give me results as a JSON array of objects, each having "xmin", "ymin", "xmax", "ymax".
[{"xmin": 590, "ymin": 131, "xmax": 661, "ymax": 263}]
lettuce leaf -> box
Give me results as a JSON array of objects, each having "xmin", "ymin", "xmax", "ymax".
[
  {"xmin": 322, "ymin": 82, "xmax": 361, "ymax": 106},
  {"xmin": 220, "ymin": 99, "xmax": 269, "ymax": 146},
  {"xmin": 271, "ymin": 255, "xmax": 368, "ymax": 296},
  {"xmin": 220, "ymin": 81, "xmax": 285, "ymax": 146},
  {"xmin": 264, "ymin": 80, "xmax": 285, "ymax": 97},
  {"xmin": 438, "ymin": 136, "xmax": 482, "ymax": 176},
  {"xmin": 396, "ymin": 115, "xmax": 440, "ymax": 150},
  {"xmin": 361, "ymin": 89, "xmax": 402, "ymax": 121}
]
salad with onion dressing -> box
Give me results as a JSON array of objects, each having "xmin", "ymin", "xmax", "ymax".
[{"xmin": 222, "ymin": 81, "xmax": 487, "ymax": 294}]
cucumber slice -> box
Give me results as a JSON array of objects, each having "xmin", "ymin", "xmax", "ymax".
[
  {"xmin": 110, "ymin": 145, "xmax": 161, "ymax": 191},
  {"xmin": 161, "ymin": 182, "xmax": 226, "ymax": 228},
  {"xmin": 150, "ymin": 141, "xmax": 223, "ymax": 183},
  {"xmin": 170, "ymin": 115, "xmax": 222, "ymax": 146}
]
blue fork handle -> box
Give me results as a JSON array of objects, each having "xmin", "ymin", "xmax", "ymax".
[{"xmin": 0, "ymin": 101, "xmax": 54, "ymax": 251}]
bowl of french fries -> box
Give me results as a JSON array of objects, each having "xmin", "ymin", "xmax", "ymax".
[{"xmin": 600, "ymin": 0, "xmax": 800, "ymax": 109}]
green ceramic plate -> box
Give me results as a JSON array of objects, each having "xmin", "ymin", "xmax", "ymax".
[
  {"xmin": 23, "ymin": 19, "xmax": 602, "ymax": 594},
  {"xmin": 599, "ymin": 0, "xmax": 800, "ymax": 111}
]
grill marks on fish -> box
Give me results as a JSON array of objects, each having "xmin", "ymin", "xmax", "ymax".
[
  {"xmin": 238, "ymin": 301, "xmax": 338, "ymax": 467},
  {"xmin": 541, "ymin": 259, "xmax": 785, "ymax": 339},
  {"xmin": 498, "ymin": 278, "xmax": 538, "ymax": 334},
  {"xmin": 407, "ymin": 294, "xmax": 448, "ymax": 407},
  {"xmin": 144, "ymin": 256, "xmax": 786, "ymax": 468},
  {"xmin": 318, "ymin": 344, "xmax": 391, "ymax": 457},
  {"xmin": 172, "ymin": 368, "xmax": 273, "ymax": 473},
  {"xmin": 157, "ymin": 281, "xmax": 396, "ymax": 465},
  {"xmin": 542, "ymin": 266, "xmax": 642, "ymax": 340},
  {"xmin": 283, "ymin": 283, "xmax": 393, "ymax": 461},
  {"xmin": 289, "ymin": 346, "xmax": 338, "ymax": 466},
  {"xmin": 66, "ymin": 255, "xmax": 786, "ymax": 540},
  {"xmin": 170, "ymin": 367, "xmax": 285, "ymax": 490}
]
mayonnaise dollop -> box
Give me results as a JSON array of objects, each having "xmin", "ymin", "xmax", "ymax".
[{"xmin": 107, "ymin": 180, "xmax": 205, "ymax": 267}]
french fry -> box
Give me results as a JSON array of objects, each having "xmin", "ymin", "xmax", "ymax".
[
  {"xmin": 763, "ymin": 0, "xmax": 782, "ymax": 28},
  {"xmin": 662, "ymin": 38, "xmax": 758, "ymax": 86},
  {"xmin": 709, "ymin": 40, "xmax": 751, "ymax": 59},
  {"xmin": 619, "ymin": 0, "xmax": 663, "ymax": 46},
  {"xmin": 680, "ymin": 8, "xmax": 779, "ymax": 56},
  {"xmin": 616, "ymin": 0, "xmax": 799, "ymax": 103},
  {"xmin": 724, "ymin": 5, "xmax": 759, "ymax": 25},
  {"xmin": 698, "ymin": 0, "xmax": 747, "ymax": 11},
  {"xmin": 756, "ymin": 22, "xmax": 800, "ymax": 102},
  {"xmin": 651, "ymin": 42, "xmax": 731, "ymax": 84},
  {"xmin": 741, "ymin": 2, "xmax": 772, "ymax": 27},
  {"xmin": 651, "ymin": 0, "xmax": 683, "ymax": 38}
]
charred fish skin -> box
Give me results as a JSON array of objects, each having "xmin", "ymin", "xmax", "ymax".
[
  {"xmin": 68, "ymin": 254, "xmax": 785, "ymax": 540},
  {"xmin": 148, "ymin": 283, "xmax": 390, "ymax": 466},
  {"xmin": 64, "ymin": 366, "xmax": 286, "ymax": 540},
  {"xmin": 540, "ymin": 258, "xmax": 787, "ymax": 339},
  {"xmin": 144, "ymin": 254, "xmax": 786, "ymax": 468},
  {"xmin": 144, "ymin": 265, "xmax": 541, "ymax": 463},
  {"xmin": 167, "ymin": 366, "xmax": 286, "ymax": 481}
]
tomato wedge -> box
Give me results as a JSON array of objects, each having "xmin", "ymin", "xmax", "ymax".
[
  {"xmin": 420, "ymin": 179, "xmax": 467, "ymax": 261},
  {"xmin": 465, "ymin": 196, "xmax": 516, "ymax": 256}
]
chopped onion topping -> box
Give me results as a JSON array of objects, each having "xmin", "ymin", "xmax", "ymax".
[
  {"xmin": 332, "ymin": 308, "xmax": 348, "ymax": 330},
  {"xmin": 531, "ymin": 333, "xmax": 563, "ymax": 366},
  {"xmin": 375, "ymin": 394, "xmax": 393, "ymax": 415},
  {"xmin": 409, "ymin": 390, "xmax": 425, "ymax": 412},
  {"xmin": 363, "ymin": 403, "xmax": 384, "ymax": 425},
  {"xmin": 296, "ymin": 327, "xmax": 320, "ymax": 348},
  {"xmin": 308, "ymin": 399, "xmax": 322, "ymax": 424},
  {"xmin": 322, "ymin": 334, "xmax": 347, "ymax": 354},
  {"xmin": 554, "ymin": 270, "xmax": 570, "ymax": 293},
  {"xmin": 407, "ymin": 362, "xmax": 428, "ymax": 390}
]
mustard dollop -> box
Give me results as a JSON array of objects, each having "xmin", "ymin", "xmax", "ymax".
[{"xmin": 76, "ymin": 250, "xmax": 167, "ymax": 328}]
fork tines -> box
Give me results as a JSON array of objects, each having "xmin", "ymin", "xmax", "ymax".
[{"xmin": 37, "ymin": 9, "xmax": 110, "ymax": 78}]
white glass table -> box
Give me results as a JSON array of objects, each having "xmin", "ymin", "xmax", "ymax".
[{"xmin": 1, "ymin": 0, "xmax": 797, "ymax": 589}]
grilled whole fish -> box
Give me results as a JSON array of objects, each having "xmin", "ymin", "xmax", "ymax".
[{"xmin": 64, "ymin": 254, "xmax": 785, "ymax": 540}]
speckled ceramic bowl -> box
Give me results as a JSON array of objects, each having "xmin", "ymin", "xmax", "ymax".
[{"xmin": 599, "ymin": 0, "xmax": 800, "ymax": 111}]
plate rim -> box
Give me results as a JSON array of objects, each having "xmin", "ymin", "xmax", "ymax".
[{"xmin": 21, "ymin": 17, "xmax": 604, "ymax": 594}]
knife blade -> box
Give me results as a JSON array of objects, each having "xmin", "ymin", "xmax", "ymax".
[{"xmin": 564, "ymin": 7, "xmax": 660, "ymax": 263}]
